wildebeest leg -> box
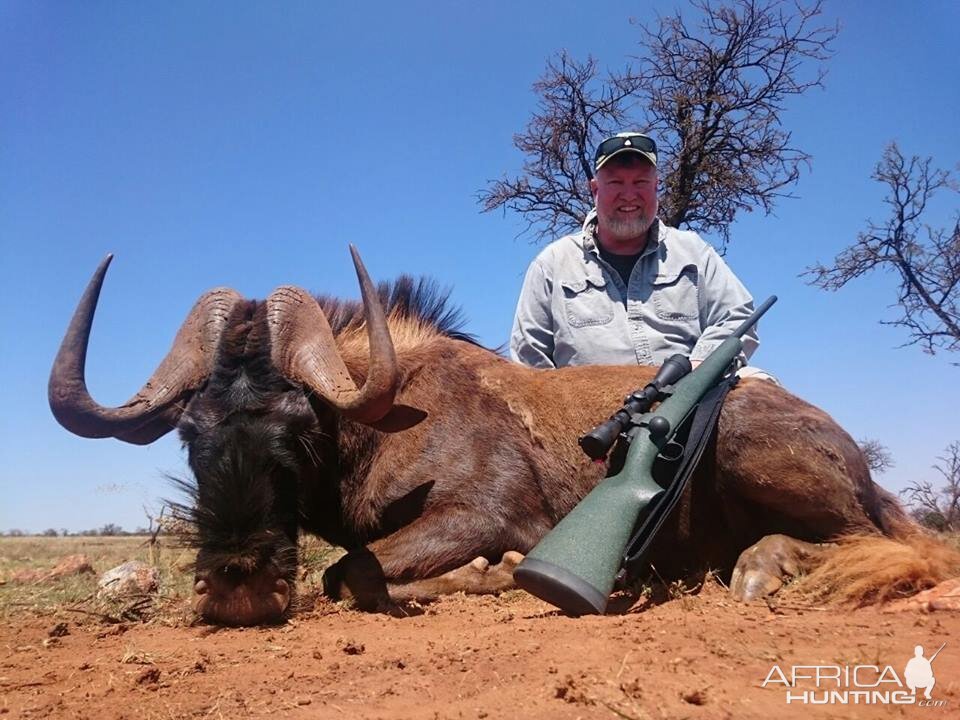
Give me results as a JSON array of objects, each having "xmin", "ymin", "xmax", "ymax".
[
  {"xmin": 386, "ymin": 552, "xmax": 524, "ymax": 602},
  {"xmin": 323, "ymin": 510, "xmax": 538, "ymax": 610},
  {"xmin": 730, "ymin": 534, "xmax": 834, "ymax": 601},
  {"xmin": 717, "ymin": 382, "xmax": 889, "ymax": 601},
  {"xmin": 322, "ymin": 547, "xmax": 393, "ymax": 611},
  {"xmin": 324, "ymin": 550, "xmax": 525, "ymax": 609}
]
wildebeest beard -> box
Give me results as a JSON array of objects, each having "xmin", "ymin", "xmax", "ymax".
[{"xmin": 168, "ymin": 301, "xmax": 330, "ymax": 625}]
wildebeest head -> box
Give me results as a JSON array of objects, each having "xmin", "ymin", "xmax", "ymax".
[{"xmin": 49, "ymin": 247, "xmax": 399, "ymax": 625}]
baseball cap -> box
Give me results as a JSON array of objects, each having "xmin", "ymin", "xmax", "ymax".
[{"xmin": 594, "ymin": 132, "xmax": 657, "ymax": 172}]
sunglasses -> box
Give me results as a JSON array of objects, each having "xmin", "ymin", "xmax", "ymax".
[{"xmin": 594, "ymin": 134, "xmax": 657, "ymax": 165}]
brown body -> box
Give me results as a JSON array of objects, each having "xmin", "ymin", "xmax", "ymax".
[
  {"xmin": 49, "ymin": 250, "xmax": 944, "ymax": 626},
  {"xmin": 326, "ymin": 330, "xmax": 903, "ymax": 594}
]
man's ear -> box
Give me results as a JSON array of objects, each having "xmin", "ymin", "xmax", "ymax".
[{"xmin": 589, "ymin": 176, "xmax": 598, "ymax": 202}]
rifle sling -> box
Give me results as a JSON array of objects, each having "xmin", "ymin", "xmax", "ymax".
[{"xmin": 620, "ymin": 374, "xmax": 738, "ymax": 580}]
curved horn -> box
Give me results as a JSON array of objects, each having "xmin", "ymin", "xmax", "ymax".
[
  {"xmin": 268, "ymin": 245, "xmax": 399, "ymax": 425},
  {"xmin": 49, "ymin": 254, "xmax": 243, "ymax": 442}
]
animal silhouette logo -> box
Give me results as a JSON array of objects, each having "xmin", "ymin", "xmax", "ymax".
[{"xmin": 904, "ymin": 643, "xmax": 945, "ymax": 700}]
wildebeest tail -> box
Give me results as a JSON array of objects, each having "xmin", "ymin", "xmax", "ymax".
[
  {"xmin": 789, "ymin": 531, "xmax": 960, "ymax": 607},
  {"xmin": 787, "ymin": 477, "xmax": 960, "ymax": 606}
]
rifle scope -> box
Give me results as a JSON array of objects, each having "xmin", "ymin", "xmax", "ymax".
[{"xmin": 578, "ymin": 353, "xmax": 692, "ymax": 460}]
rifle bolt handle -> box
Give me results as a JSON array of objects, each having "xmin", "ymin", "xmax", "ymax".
[{"xmin": 648, "ymin": 415, "xmax": 671, "ymax": 439}]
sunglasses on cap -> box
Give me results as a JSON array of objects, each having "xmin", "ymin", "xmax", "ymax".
[{"xmin": 594, "ymin": 133, "xmax": 657, "ymax": 170}]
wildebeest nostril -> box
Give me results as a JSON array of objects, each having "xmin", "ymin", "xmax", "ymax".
[{"xmin": 193, "ymin": 565, "xmax": 291, "ymax": 626}]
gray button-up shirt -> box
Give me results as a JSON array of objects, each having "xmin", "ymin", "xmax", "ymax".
[{"xmin": 510, "ymin": 214, "xmax": 758, "ymax": 368}]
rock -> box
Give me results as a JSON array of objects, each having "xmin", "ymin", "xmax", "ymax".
[
  {"xmin": 97, "ymin": 561, "xmax": 160, "ymax": 599},
  {"xmin": 929, "ymin": 579, "xmax": 960, "ymax": 611},
  {"xmin": 95, "ymin": 624, "xmax": 128, "ymax": 639},
  {"xmin": 339, "ymin": 639, "xmax": 365, "ymax": 655},
  {"xmin": 135, "ymin": 667, "xmax": 161, "ymax": 686},
  {"xmin": 48, "ymin": 622, "xmax": 70, "ymax": 638},
  {"xmin": 8, "ymin": 555, "xmax": 94, "ymax": 584},
  {"xmin": 883, "ymin": 578, "xmax": 960, "ymax": 613},
  {"xmin": 49, "ymin": 554, "xmax": 95, "ymax": 578}
]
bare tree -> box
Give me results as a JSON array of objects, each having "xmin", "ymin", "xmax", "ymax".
[
  {"xmin": 858, "ymin": 438, "xmax": 894, "ymax": 474},
  {"xmin": 480, "ymin": 0, "xmax": 838, "ymax": 248},
  {"xmin": 805, "ymin": 143, "xmax": 959, "ymax": 357},
  {"xmin": 479, "ymin": 52, "xmax": 636, "ymax": 242},
  {"xmin": 900, "ymin": 441, "xmax": 960, "ymax": 532}
]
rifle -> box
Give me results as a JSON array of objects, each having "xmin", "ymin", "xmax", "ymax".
[{"xmin": 513, "ymin": 296, "xmax": 777, "ymax": 615}]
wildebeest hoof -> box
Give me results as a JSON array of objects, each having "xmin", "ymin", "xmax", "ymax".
[
  {"xmin": 501, "ymin": 551, "xmax": 524, "ymax": 570},
  {"xmin": 384, "ymin": 551, "xmax": 527, "ymax": 603},
  {"xmin": 426, "ymin": 551, "xmax": 524, "ymax": 595},
  {"xmin": 322, "ymin": 549, "xmax": 392, "ymax": 612},
  {"xmin": 730, "ymin": 564, "xmax": 785, "ymax": 601},
  {"xmin": 730, "ymin": 534, "xmax": 831, "ymax": 602},
  {"xmin": 474, "ymin": 550, "xmax": 524, "ymax": 587},
  {"xmin": 470, "ymin": 557, "xmax": 490, "ymax": 572},
  {"xmin": 464, "ymin": 551, "xmax": 524, "ymax": 589}
]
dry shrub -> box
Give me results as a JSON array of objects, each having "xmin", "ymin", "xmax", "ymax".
[{"xmin": 789, "ymin": 532, "xmax": 960, "ymax": 606}]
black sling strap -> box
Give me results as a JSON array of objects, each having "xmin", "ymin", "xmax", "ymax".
[{"xmin": 619, "ymin": 373, "xmax": 739, "ymax": 581}]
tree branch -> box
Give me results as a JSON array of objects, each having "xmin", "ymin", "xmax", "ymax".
[{"xmin": 804, "ymin": 142, "xmax": 960, "ymax": 357}]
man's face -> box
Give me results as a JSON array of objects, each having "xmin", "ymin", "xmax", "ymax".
[{"xmin": 590, "ymin": 157, "xmax": 658, "ymax": 247}]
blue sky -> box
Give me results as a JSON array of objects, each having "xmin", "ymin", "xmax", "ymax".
[{"xmin": 1, "ymin": 1, "xmax": 957, "ymax": 532}]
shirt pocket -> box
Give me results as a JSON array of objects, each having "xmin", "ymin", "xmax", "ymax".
[
  {"xmin": 560, "ymin": 275, "xmax": 614, "ymax": 328},
  {"xmin": 651, "ymin": 265, "xmax": 699, "ymax": 321}
]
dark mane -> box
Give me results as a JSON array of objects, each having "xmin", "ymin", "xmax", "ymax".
[{"xmin": 316, "ymin": 275, "xmax": 480, "ymax": 346}]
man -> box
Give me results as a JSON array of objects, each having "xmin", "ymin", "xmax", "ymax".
[{"xmin": 510, "ymin": 131, "xmax": 763, "ymax": 374}]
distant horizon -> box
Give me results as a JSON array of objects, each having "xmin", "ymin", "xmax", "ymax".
[{"xmin": 0, "ymin": 529, "xmax": 153, "ymax": 537}]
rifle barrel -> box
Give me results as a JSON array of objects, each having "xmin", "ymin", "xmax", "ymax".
[{"xmin": 733, "ymin": 295, "xmax": 777, "ymax": 339}]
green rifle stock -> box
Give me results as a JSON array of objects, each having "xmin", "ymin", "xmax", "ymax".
[{"xmin": 513, "ymin": 296, "xmax": 777, "ymax": 615}]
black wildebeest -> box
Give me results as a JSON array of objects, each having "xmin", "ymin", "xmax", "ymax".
[{"xmin": 49, "ymin": 248, "xmax": 951, "ymax": 625}]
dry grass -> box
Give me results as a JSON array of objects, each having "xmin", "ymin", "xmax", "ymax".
[
  {"xmin": 0, "ymin": 534, "xmax": 343, "ymax": 626},
  {"xmin": 298, "ymin": 535, "xmax": 345, "ymax": 582},
  {"xmin": 0, "ymin": 535, "xmax": 195, "ymax": 624},
  {"xmin": 939, "ymin": 529, "xmax": 960, "ymax": 552},
  {"xmin": 4, "ymin": 531, "xmax": 958, "ymax": 625}
]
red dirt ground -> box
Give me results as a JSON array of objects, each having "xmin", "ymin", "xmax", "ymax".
[{"xmin": 2, "ymin": 583, "xmax": 958, "ymax": 719}]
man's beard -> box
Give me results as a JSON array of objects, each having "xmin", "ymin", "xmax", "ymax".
[{"xmin": 599, "ymin": 211, "xmax": 654, "ymax": 244}]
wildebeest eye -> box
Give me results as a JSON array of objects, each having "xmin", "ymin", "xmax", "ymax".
[{"xmin": 178, "ymin": 419, "xmax": 199, "ymax": 445}]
